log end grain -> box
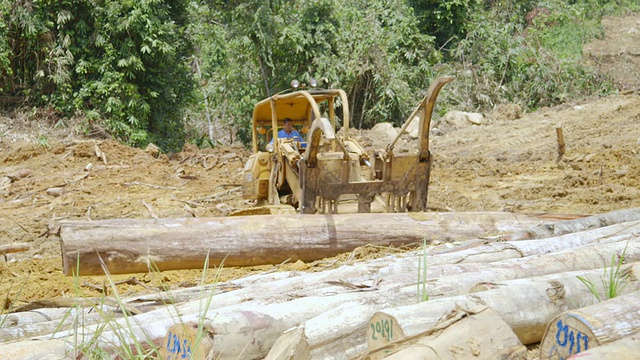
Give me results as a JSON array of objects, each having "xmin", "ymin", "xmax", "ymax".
[
  {"xmin": 365, "ymin": 307, "xmax": 526, "ymax": 360},
  {"xmin": 540, "ymin": 313, "xmax": 599, "ymax": 360},
  {"xmin": 367, "ymin": 313, "xmax": 404, "ymax": 351},
  {"xmin": 157, "ymin": 323, "xmax": 214, "ymax": 360}
]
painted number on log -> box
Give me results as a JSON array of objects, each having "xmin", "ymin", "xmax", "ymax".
[
  {"xmin": 165, "ymin": 329, "xmax": 193, "ymax": 359},
  {"xmin": 370, "ymin": 319, "xmax": 393, "ymax": 342},
  {"xmin": 548, "ymin": 319, "xmax": 589, "ymax": 359}
]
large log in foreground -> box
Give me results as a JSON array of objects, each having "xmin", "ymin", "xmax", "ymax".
[
  {"xmin": 58, "ymin": 211, "xmax": 550, "ymax": 276},
  {"xmin": 540, "ymin": 291, "xmax": 640, "ymax": 360},
  {"xmin": 364, "ymin": 306, "xmax": 527, "ymax": 360},
  {"xmin": 566, "ymin": 332, "xmax": 640, "ymax": 359}
]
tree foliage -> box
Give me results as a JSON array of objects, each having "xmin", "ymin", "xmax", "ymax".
[
  {"xmin": 2, "ymin": 0, "xmax": 638, "ymax": 150},
  {"xmin": 195, "ymin": 0, "xmax": 441, "ymax": 137},
  {"xmin": 408, "ymin": 0, "xmax": 483, "ymax": 49},
  {"xmin": 1, "ymin": 0, "xmax": 194, "ymax": 151}
]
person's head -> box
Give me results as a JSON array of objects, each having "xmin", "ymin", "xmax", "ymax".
[{"xmin": 283, "ymin": 118, "xmax": 293, "ymax": 133}]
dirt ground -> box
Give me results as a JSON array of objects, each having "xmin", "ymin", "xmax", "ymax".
[{"xmin": 1, "ymin": 12, "xmax": 639, "ymax": 356}]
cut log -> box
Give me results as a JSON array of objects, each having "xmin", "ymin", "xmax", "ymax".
[
  {"xmin": 6, "ymin": 214, "xmax": 636, "ymax": 360},
  {"xmin": 0, "ymin": 308, "xmax": 72, "ymax": 327},
  {"xmin": 123, "ymin": 219, "xmax": 640, "ymax": 308},
  {"xmin": 539, "ymin": 291, "xmax": 640, "ymax": 359},
  {"xmin": 264, "ymin": 326, "xmax": 310, "ymax": 360},
  {"xmin": 367, "ymin": 263, "xmax": 640, "ymax": 353},
  {"xmin": 256, "ymin": 241, "xmax": 640, "ymax": 360},
  {"xmin": 499, "ymin": 207, "xmax": 640, "ymax": 241},
  {"xmin": 567, "ymin": 331, "xmax": 640, "ymax": 359},
  {"xmin": 363, "ymin": 306, "xmax": 527, "ymax": 360},
  {"xmin": 58, "ymin": 211, "xmax": 551, "ymax": 275},
  {"xmin": 36, "ymin": 238, "xmax": 638, "ymax": 360},
  {"xmin": 0, "ymin": 310, "xmax": 108, "ymax": 342},
  {"xmin": 46, "ymin": 291, "xmax": 395, "ymax": 360},
  {"xmin": 0, "ymin": 338, "xmax": 68, "ymax": 359},
  {"xmin": 121, "ymin": 238, "xmax": 640, "ymax": 359},
  {"xmin": 426, "ymin": 219, "xmax": 640, "ymax": 266},
  {"xmin": 420, "ymin": 240, "xmax": 639, "ymax": 300},
  {"xmin": 157, "ymin": 323, "xmax": 214, "ymax": 360}
]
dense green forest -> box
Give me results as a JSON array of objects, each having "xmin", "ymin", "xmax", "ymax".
[{"xmin": 1, "ymin": 0, "xmax": 638, "ymax": 151}]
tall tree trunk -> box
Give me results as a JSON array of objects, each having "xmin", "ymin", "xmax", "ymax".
[
  {"xmin": 257, "ymin": 53, "xmax": 272, "ymax": 97},
  {"xmin": 192, "ymin": 56, "xmax": 215, "ymax": 142}
]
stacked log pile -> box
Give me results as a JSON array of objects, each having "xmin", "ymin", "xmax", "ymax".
[{"xmin": 1, "ymin": 208, "xmax": 640, "ymax": 359}]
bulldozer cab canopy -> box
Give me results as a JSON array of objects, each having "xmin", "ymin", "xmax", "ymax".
[{"xmin": 251, "ymin": 89, "xmax": 350, "ymax": 152}]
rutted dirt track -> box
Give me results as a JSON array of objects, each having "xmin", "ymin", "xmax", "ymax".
[{"xmin": 1, "ymin": 12, "xmax": 640, "ymax": 355}]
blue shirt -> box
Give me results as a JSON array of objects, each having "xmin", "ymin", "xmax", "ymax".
[
  {"xmin": 278, "ymin": 129, "xmax": 303, "ymax": 142},
  {"xmin": 270, "ymin": 129, "xmax": 304, "ymax": 145}
]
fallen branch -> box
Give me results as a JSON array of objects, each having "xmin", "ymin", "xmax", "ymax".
[
  {"xmin": 123, "ymin": 181, "xmax": 182, "ymax": 190},
  {"xmin": 0, "ymin": 243, "xmax": 29, "ymax": 255},
  {"xmin": 141, "ymin": 201, "xmax": 158, "ymax": 219}
]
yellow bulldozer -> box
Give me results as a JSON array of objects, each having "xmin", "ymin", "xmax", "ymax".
[{"xmin": 242, "ymin": 76, "xmax": 454, "ymax": 214}]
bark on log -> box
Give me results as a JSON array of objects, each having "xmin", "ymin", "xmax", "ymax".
[
  {"xmin": 367, "ymin": 263, "xmax": 640, "ymax": 353},
  {"xmin": 0, "ymin": 310, "xmax": 108, "ymax": 343},
  {"xmin": 6, "ymin": 216, "xmax": 637, "ymax": 360},
  {"xmin": 0, "ymin": 338, "xmax": 68, "ymax": 360},
  {"xmin": 117, "ymin": 217, "xmax": 639, "ymax": 318},
  {"xmin": 566, "ymin": 332, "xmax": 640, "ymax": 359},
  {"xmin": 499, "ymin": 207, "xmax": 640, "ymax": 241},
  {"xmin": 135, "ymin": 235, "xmax": 639, "ymax": 335},
  {"xmin": 259, "ymin": 241, "xmax": 640, "ymax": 360},
  {"xmin": 28, "ymin": 237, "xmax": 640, "ymax": 360},
  {"xmin": 426, "ymin": 219, "xmax": 640, "ymax": 266},
  {"xmin": 264, "ymin": 326, "xmax": 311, "ymax": 360},
  {"xmin": 58, "ymin": 211, "xmax": 551, "ymax": 275},
  {"xmin": 0, "ymin": 301, "xmax": 122, "ymax": 343},
  {"xmin": 0, "ymin": 307, "xmax": 79, "ymax": 327},
  {"xmin": 356, "ymin": 239, "xmax": 639, "ymax": 308},
  {"xmin": 364, "ymin": 306, "xmax": 527, "ymax": 360},
  {"xmin": 420, "ymin": 240, "xmax": 639, "ymax": 299},
  {"xmin": 123, "ymin": 219, "xmax": 640, "ymax": 307},
  {"xmin": 539, "ymin": 291, "xmax": 640, "ymax": 360}
]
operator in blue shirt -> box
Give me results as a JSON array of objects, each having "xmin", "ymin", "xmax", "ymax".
[
  {"xmin": 269, "ymin": 118, "xmax": 305, "ymax": 150},
  {"xmin": 277, "ymin": 118, "xmax": 303, "ymax": 142}
]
